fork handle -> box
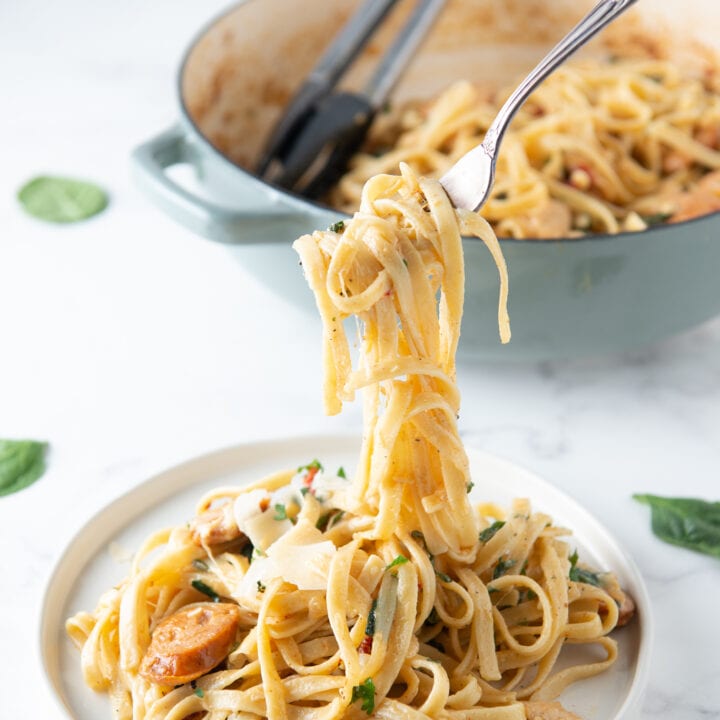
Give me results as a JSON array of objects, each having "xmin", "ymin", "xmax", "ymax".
[{"xmin": 483, "ymin": 0, "xmax": 639, "ymax": 155}]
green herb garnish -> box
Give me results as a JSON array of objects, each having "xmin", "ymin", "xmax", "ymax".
[
  {"xmin": 191, "ymin": 579, "xmax": 220, "ymax": 602},
  {"xmin": 192, "ymin": 559, "xmax": 209, "ymax": 572},
  {"xmin": 328, "ymin": 220, "xmax": 345, "ymax": 233},
  {"xmin": 479, "ymin": 520, "xmax": 506, "ymax": 544},
  {"xmin": 194, "ymin": 687, "xmax": 204, "ymax": 698},
  {"xmin": 386, "ymin": 555, "xmax": 409, "ymax": 571},
  {"xmin": 0, "ymin": 439, "xmax": 48, "ymax": 497},
  {"xmin": 317, "ymin": 509, "xmax": 344, "ymax": 531},
  {"xmin": 568, "ymin": 549, "xmax": 602, "ymax": 586},
  {"xmin": 257, "ymin": 581, "xmax": 266, "ymax": 593},
  {"xmin": 273, "ymin": 503, "xmax": 288, "ymax": 521},
  {"xmin": 466, "ymin": 481, "xmax": 474, "ymax": 494},
  {"xmin": 337, "ymin": 466, "xmax": 347, "ymax": 479},
  {"xmin": 351, "ymin": 677, "xmax": 376, "ymax": 714},
  {"xmin": 298, "ymin": 459, "xmax": 324, "ymax": 473},
  {"xmin": 492, "ymin": 558, "xmax": 516, "ymax": 580},
  {"xmin": 435, "ymin": 570, "xmax": 452, "ymax": 583},
  {"xmin": 366, "ymin": 599, "xmax": 378, "ymax": 636},
  {"xmin": 18, "ymin": 175, "xmax": 108, "ymax": 223},
  {"xmin": 634, "ymin": 494, "xmax": 720, "ymax": 558},
  {"xmin": 641, "ymin": 212, "xmax": 673, "ymax": 226}
]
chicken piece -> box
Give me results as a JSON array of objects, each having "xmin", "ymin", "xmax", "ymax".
[
  {"xmin": 670, "ymin": 170, "xmax": 720, "ymax": 223},
  {"xmin": 599, "ymin": 573, "xmax": 636, "ymax": 628},
  {"xmin": 517, "ymin": 200, "xmax": 573, "ymax": 238},
  {"xmin": 190, "ymin": 503, "xmax": 242, "ymax": 547},
  {"xmin": 139, "ymin": 602, "xmax": 240, "ymax": 686},
  {"xmin": 524, "ymin": 701, "xmax": 582, "ymax": 720}
]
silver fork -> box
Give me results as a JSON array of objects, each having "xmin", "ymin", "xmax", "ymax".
[{"xmin": 439, "ymin": 0, "xmax": 638, "ymax": 212}]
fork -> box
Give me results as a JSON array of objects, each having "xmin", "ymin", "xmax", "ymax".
[{"xmin": 439, "ymin": 0, "xmax": 639, "ymax": 212}]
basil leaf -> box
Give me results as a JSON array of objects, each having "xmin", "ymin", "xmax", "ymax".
[
  {"xmin": 18, "ymin": 176, "xmax": 108, "ymax": 223},
  {"xmin": 0, "ymin": 439, "xmax": 48, "ymax": 497},
  {"xmin": 634, "ymin": 494, "xmax": 720, "ymax": 558}
]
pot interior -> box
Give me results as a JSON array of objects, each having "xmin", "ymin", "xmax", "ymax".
[{"xmin": 181, "ymin": 0, "xmax": 720, "ymax": 177}]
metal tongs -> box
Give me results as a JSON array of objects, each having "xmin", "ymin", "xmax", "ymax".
[{"xmin": 256, "ymin": 0, "xmax": 446, "ymax": 199}]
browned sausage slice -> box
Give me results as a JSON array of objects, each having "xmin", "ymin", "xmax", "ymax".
[{"xmin": 139, "ymin": 602, "xmax": 240, "ymax": 685}]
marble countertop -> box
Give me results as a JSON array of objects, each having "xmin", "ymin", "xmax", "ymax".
[{"xmin": 1, "ymin": 1, "xmax": 718, "ymax": 718}]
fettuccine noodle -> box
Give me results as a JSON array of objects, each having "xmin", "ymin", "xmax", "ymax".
[
  {"xmin": 330, "ymin": 58, "xmax": 720, "ymax": 237},
  {"xmin": 67, "ymin": 166, "xmax": 631, "ymax": 720}
]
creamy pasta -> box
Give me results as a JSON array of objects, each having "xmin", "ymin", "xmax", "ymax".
[
  {"xmin": 329, "ymin": 58, "xmax": 720, "ymax": 237},
  {"xmin": 66, "ymin": 166, "xmax": 632, "ymax": 720}
]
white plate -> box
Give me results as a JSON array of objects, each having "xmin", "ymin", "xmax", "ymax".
[{"xmin": 40, "ymin": 435, "xmax": 652, "ymax": 720}]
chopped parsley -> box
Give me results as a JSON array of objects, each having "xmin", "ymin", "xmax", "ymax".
[
  {"xmin": 492, "ymin": 557, "xmax": 516, "ymax": 580},
  {"xmin": 328, "ymin": 220, "xmax": 345, "ymax": 233},
  {"xmin": 298, "ymin": 459, "xmax": 324, "ymax": 473},
  {"xmin": 194, "ymin": 687, "xmax": 204, "ymax": 698},
  {"xmin": 351, "ymin": 677, "xmax": 376, "ymax": 714},
  {"xmin": 479, "ymin": 520, "xmax": 506, "ymax": 544},
  {"xmin": 435, "ymin": 570, "xmax": 452, "ymax": 583},
  {"xmin": 257, "ymin": 580, "xmax": 266, "ymax": 593},
  {"xmin": 337, "ymin": 466, "xmax": 347, "ymax": 479},
  {"xmin": 273, "ymin": 503, "xmax": 288, "ymax": 521},
  {"xmin": 192, "ymin": 558, "xmax": 209, "ymax": 572},
  {"xmin": 466, "ymin": 481, "xmax": 474, "ymax": 494},
  {"xmin": 568, "ymin": 549, "xmax": 602, "ymax": 587},
  {"xmin": 191, "ymin": 579, "xmax": 220, "ymax": 602},
  {"xmin": 386, "ymin": 555, "xmax": 409, "ymax": 571}
]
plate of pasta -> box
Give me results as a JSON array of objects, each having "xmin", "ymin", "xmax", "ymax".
[
  {"xmin": 45, "ymin": 162, "xmax": 653, "ymax": 719},
  {"xmin": 41, "ymin": 435, "xmax": 651, "ymax": 720}
]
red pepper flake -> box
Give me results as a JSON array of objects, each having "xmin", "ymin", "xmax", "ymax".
[
  {"xmin": 304, "ymin": 465, "xmax": 320, "ymax": 486},
  {"xmin": 358, "ymin": 635, "xmax": 373, "ymax": 654}
]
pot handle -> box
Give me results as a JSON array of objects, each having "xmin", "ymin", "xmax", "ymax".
[{"xmin": 131, "ymin": 125, "xmax": 305, "ymax": 245}]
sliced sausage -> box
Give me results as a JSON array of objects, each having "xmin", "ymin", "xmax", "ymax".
[
  {"xmin": 139, "ymin": 602, "xmax": 240, "ymax": 686},
  {"xmin": 599, "ymin": 573, "xmax": 636, "ymax": 628},
  {"xmin": 524, "ymin": 701, "xmax": 582, "ymax": 719},
  {"xmin": 190, "ymin": 504, "xmax": 243, "ymax": 547}
]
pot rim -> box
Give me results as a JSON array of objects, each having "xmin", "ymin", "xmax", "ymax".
[{"xmin": 175, "ymin": 0, "xmax": 720, "ymax": 245}]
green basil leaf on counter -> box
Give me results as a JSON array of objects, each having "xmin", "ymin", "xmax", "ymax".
[
  {"xmin": 17, "ymin": 175, "xmax": 108, "ymax": 223},
  {"xmin": 633, "ymin": 494, "xmax": 720, "ymax": 558},
  {"xmin": 0, "ymin": 439, "xmax": 48, "ymax": 497}
]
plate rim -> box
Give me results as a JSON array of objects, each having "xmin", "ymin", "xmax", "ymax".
[{"xmin": 38, "ymin": 433, "xmax": 653, "ymax": 720}]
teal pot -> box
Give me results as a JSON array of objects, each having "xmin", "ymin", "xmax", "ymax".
[{"xmin": 132, "ymin": 0, "xmax": 720, "ymax": 361}]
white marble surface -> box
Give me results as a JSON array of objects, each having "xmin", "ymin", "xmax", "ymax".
[{"xmin": 1, "ymin": 1, "xmax": 719, "ymax": 718}]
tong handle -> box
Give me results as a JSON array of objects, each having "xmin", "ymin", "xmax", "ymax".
[{"xmin": 257, "ymin": 0, "xmax": 397, "ymax": 175}]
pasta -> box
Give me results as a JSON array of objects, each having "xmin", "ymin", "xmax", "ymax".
[
  {"xmin": 66, "ymin": 166, "xmax": 632, "ymax": 720},
  {"xmin": 329, "ymin": 58, "xmax": 720, "ymax": 237}
]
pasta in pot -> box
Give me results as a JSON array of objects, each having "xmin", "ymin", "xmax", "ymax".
[
  {"xmin": 329, "ymin": 58, "xmax": 720, "ymax": 237},
  {"xmin": 66, "ymin": 166, "xmax": 632, "ymax": 720}
]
